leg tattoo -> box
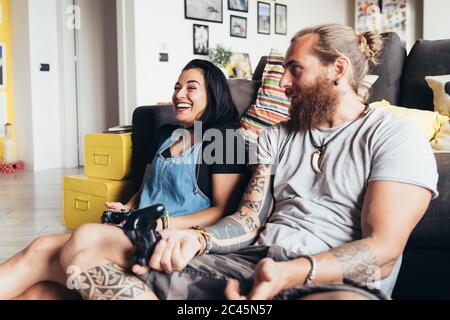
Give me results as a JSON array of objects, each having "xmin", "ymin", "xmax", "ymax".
[{"xmin": 70, "ymin": 263, "xmax": 152, "ymax": 300}]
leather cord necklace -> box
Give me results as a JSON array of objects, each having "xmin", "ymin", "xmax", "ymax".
[{"xmin": 309, "ymin": 104, "xmax": 370, "ymax": 174}]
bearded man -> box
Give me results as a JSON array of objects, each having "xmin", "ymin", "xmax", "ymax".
[{"xmin": 60, "ymin": 24, "xmax": 438, "ymax": 300}]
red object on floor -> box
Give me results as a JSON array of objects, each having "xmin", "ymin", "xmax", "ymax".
[{"xmin": 0, "ymin": 161, "xmax": 25, "ymax": 174}]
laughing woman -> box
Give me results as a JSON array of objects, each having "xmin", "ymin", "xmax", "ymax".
[{"xmin": 0, "ymin": 59, "xmax": 249, "ymax": 300}]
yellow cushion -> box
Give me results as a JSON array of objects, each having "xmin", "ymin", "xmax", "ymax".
[
  {"xmin": 370, "ymin": 100, "xmax": 447, "ymax": 141},
  {"xmin": 431, "ymin": 116, "xmax": 450, "ymax": 152},
  {"xmin": 425, "ymin": 75, "xmax": 450, "ymax": 117}
]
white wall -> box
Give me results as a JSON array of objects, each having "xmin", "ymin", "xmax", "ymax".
[
  {"xmin": 57, "ymin": 0, "xmax": 79, "ymax": 168},
  {"xmin": 11, "ymin": 0, "xmax": 63, "ymax": 171},
  {"xmin": 423, "ymin": 0, "xmax": 450, "ymax": 40},
  {"xmin": 10, "ymin": 0, "xmax": 34, "ymax": 167},
  {"xmin": 117, "ymin": 0, "xmax": 137, "ymax": 126},
  {"xmin": 12, "ymin": 0, "xmax": 120, "ymax": 171},
  {"xmin": 407, "ymin": 0, "xmax": 423, "ymax": 51},
  {"xmin": 119, "ymin": 0, "xmax": 354, "ymax": 123},
  {"xmin": 75, "ymin": 0, "xmax": 119, "ymax": 165},
  {"xmin": 28, "ymin": 0, "xmax": 62, "ymax": 171}
]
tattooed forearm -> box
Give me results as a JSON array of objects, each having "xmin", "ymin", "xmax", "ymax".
[
  {"xmin": 205, "ymin": 164, "xmax": 274, "ymax": 254},
  {"xmin": 205, "ymin": 216, "xmax": 255, "ymax": 253},
  {"xmin": 241, "ymin": 199, "xmax": 263, "ymax": 212},
  {"xmin": 330, "ymin": 241, "xmax": 379, "ymax": 285},
  {"xmin": 71, "ymin": 263, "xmax": 153, "ymax": 300},
  {"xmin": 245, "ymin": 164, "xmax": 271, "ymax": 195},
  {"xmin": 247, "ymin": 176, "xmax": 265, "ymax": 195}
]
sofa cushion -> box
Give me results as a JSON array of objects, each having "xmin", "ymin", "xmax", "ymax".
[
  {"xmin": 359, "ymin": 74, "xmax": 379, "ymax": 102},
  {"xmin": 252, "ymin": 56, "xmax": 268, "ymax": 81},
  {"xmin": 407, "ymin": 153, "xmax": 450, "ymax": 250},
  {"xmin": 367, "ymin": 32, "xmax": 406, "ymax": 105},
  {"xmin": 240, "ymin": 49, "xmax": 291, "ymax": 143},
  {"xmin": 370, "ymin": 100, "xmax": 447, "ymax": 141},
  {"xmin": 131, "ymin": 106, "xmax": 177, "ymax": 189},
  {"xmin": 400, "ymin": 39, "xmax": 450, "ymax": 111},
  {"xmin": 393, "ymin": 248, "xmax": 450, "ymax": 299},
  {"xmin": 425, "ymin": 74, "xmax": 450, "ymax": 117},
  {"xmin": 432, "ymin": 118, "xmax": 450, "ymax": 152},
  {"xmin": 228, "ymin": 79, "xmax": 260, "ymax": 117}
]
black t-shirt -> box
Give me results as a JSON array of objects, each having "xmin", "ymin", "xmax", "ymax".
[{"xmin": 154, "ymin": 124, "xmax": 249, "ymax": 200}]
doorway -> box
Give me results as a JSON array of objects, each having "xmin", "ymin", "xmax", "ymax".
[{"xmin": 61, "ymin": 0, "xmax": 119, "ymax": 167}]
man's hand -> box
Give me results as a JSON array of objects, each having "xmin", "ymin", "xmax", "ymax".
[
  {"xmin": 225, "ymin": 258, "xmax": 288, "ymax": 300},
  {"xmin": 105, "ymin": 202, "xmax": 130, "ymax": 212},
  {"xmin": 132, "ymin": 229, "xmax": 201, "ymax": 275}
]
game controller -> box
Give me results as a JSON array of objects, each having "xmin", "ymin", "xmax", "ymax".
[{"xmin": 101, "ymin": 204, "xmax": 166, "ymax": 266}]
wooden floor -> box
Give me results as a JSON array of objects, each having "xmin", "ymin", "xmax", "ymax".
[{"xmin": 0, "ymin": 168, "xmax": 82, "ymax": 263}]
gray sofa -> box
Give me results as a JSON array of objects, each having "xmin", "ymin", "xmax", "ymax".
[{"xmin": 131, "ymin": 33, "xmax": 450, "ymax": 299}]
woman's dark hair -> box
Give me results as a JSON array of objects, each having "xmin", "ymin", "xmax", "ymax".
[{"xmin": 182, "ymin": 59, "xmax": 240, "ymax": 130}]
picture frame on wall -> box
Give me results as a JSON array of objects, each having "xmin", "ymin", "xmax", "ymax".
[
  {"xmin": 185, "ymin": 0, "xmax": 223, "ymax": 23},
  {"xmin": 230, "ymin": 15, "xmax": 247, "ymax": 38},
  {"xmin": 228, "ymin": 0, "xmax": 249, "ymax": 13},
  {"xmin": 257, "ymin": 2, "xmax": 271, "ymax": 35},
  {"xmin": 275, "ymin": 4, "xmax": 287, "ymax": 35},
  {"xmin": 355, "ymin": 0, "xmax": 408, "ymax": 46},
  {"xmin": 225, "ymin": 52, "xmax": 253, "ymax": 80},
  {"xmin": 193, "ymin": 24, "xmax": 209, "ymax": 55},
  {"xmin": 0, "ymin": 44, "xmax": 5, "ymax": 89}
]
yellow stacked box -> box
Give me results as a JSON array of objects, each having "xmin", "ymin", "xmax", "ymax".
[
  {"xmin": 63, "ymin": 175, "xmax": 134, "ymax": 229},
  {"xmin": 63, "ymin": 132, "xmax": 134, "ymax": 229},
  {"xmin": 84, "ymin": 133, "xmax": 132, "ymax": 180}
]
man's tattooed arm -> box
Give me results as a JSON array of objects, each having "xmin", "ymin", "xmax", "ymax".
[
  {"xmin": 260, "ymin": 182, "xmax": 430, "ymax": 294},
  {"xmin": 329, "ymin": 241, "xmax": 379, "ymax": 285},
  {"xmin": 204, "ymin": 164, "xmax": 274, "ymax": 254}
]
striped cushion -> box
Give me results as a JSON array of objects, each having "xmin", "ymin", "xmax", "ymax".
[
  {"xmin": 240, "ymin": 49, "xmax": 290, "ymax": 143},
  {"xmin": 358, "ymin": 74, "xmax": 379, "ymax": 102}
]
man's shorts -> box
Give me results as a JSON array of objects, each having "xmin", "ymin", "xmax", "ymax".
[{"xmin": 137, "ymin": 246, "xmax": 388, "ymax": 300}]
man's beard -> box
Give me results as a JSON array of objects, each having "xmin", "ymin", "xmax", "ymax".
[{"xmin": 286, "ymin": 77, "xmax": 339, "ymax": 132}]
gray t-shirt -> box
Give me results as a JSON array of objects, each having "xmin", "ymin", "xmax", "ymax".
[{"xmin": 251, "ymin": 107, "xmax": 439, "ymax": 297}]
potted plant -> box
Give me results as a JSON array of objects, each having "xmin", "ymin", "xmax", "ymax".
[{"xmin": 209, "ymin": 45, "xmax": 232, "ymax": 77}]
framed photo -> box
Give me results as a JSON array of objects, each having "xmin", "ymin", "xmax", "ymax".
[
  {"xmin": 193, "ymin": 24, "xmax": 209, "ymax": 55},
  {"xmin": 0, "ymin": 44, "xmax": 5, "ymax": 88},
  {"xmin": 230, "ymin": 15, "xmax": 247, "ymax": 38},
  {"xmin": 275, "ymin": 4, "xmax": 287, "ymax": 35},
  {"xmin": 257, "ymin": 2, "xmax": 271, "ymax": 35},
  {"xmin": 225, "ymin": 52, "xmax": 253, "ymax": 80},
  {"xmin": 228, "ymin": 0, "xmax": 248, "ymax": 13},
  {"xmin": 185, "ymin": 0, "xmax": 223, "ymax": 23}
]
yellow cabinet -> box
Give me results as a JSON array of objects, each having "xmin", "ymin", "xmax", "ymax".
[
  {"xmin": 63, "ymin": 175, "xmax": 134, "ymax": 229},
  {"xmin": 84, "ymin": 133, "xmax": 132, "ymax": 181}
]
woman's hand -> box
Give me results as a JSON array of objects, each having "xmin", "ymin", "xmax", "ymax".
[
  {"xmin": 105, "ymin": 202, "xmax": 130, "ymax": 212},
  {"xmin": 225, "ymin": 258, "xmax": 289, "ymax": 300},
  {"xmin": 132, "ymin": 229, "xmax": 201, "ymax": 275}
]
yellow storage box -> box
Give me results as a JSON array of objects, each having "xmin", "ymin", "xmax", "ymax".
[
  {"xmin": 63, "ymin": 175, "xmax": 135, "ymax": 229},
  {"xmin": 84, "ymin": 133, "xmax": 132, "ymax": 180}
]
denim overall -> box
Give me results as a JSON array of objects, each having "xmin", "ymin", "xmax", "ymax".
[{"xmin": 138, "ymin": 131, "xmax": 211, "ymax": 217}]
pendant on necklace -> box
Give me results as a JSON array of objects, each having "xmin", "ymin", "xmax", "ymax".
[{"xmin": 311, "ymin": 149, "xmax": 323, "ymax": 174}]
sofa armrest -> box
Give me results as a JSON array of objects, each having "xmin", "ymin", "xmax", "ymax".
[
  {"xmin": 407, "ymin": 152, "xmax": 450, "ymax": 249},
  {"xmin": 131, "ymin": 105, "xmax": 178, "ymax": 190}
]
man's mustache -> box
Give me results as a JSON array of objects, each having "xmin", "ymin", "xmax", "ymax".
[{"xmin": 285, "ymin": 87, "xmax": 298, "ymax": 99}]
